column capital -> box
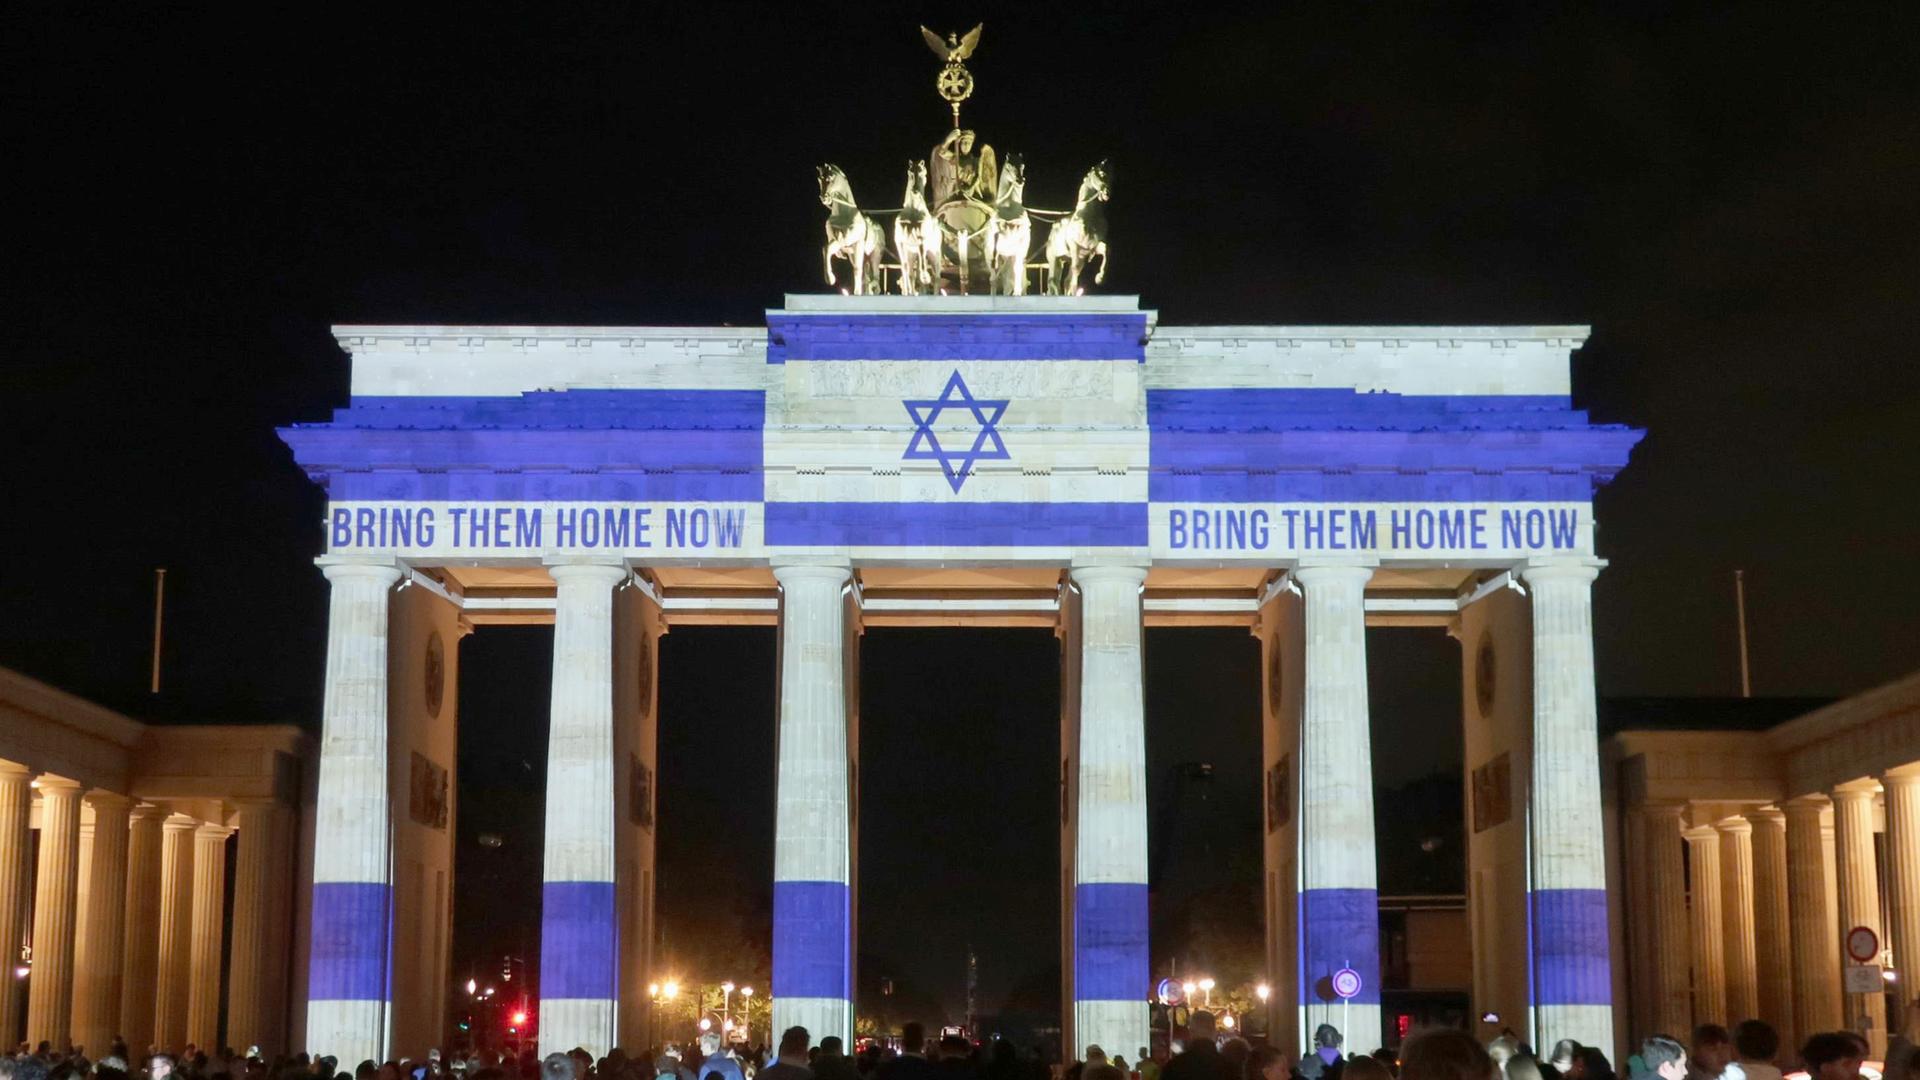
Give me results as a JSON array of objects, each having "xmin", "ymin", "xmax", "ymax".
[
  {"xmin": 1642, "ymin": 801, "xmax": 1689, "ymax": 821},
  {"xmin": 1831, "ymin": 781, "xmax": 1880, "ymax": 803},
  {"xmin": 317, "ymin": 556, "xmax": 403, "ymax": 585},
  {"xmin": 1292, "ymin": 560, "xmax": 1374, "ymax": 587},
  {"xmin": 34, "ymin": 775, "xmax": 84, "ymax": 795},
  {"xmin": 1520, "ymin": 556, "xmax": 1607, "ymax": 586},
  {"xmin": 83, "ymin": 789, "xmax": 133, "ymax": 812},
  {"xmin": 1066, "ymin": 562, "xmax": 1148, "ymax": 587},
  {"xmin": 545, "ymin": 559, "xmax": 629, "ymax": 586},
  {"xmin": 770, "ymin": 559, "xmax": 853, "ymax": 586},
  {"xmin": 1883, "ymin": 766, "xmax": 1920, "ymax": 787},
  {"xmin": 1715, "ymin": 816, "xmax": 1754, "ymax": 836},
  {"xmin": 161, "ymin": 811, "xmax": 200, "ymax": 834},
  {"xmin": 1683, "ymin": 823, "xmax": 1721, "ymax": 843},
  {"xmin": 1744, "ymin": 806, "xmax": 1787, "ymax": 829},
  {"xmin": 129, "ymin": 801, "xmax": 170, "ymax": 823},
  {"xmin": 0, "ymin": 759, "xmax": 33, "ymax": 780},
  {"xmin": 193, "ymin": 822, "xmax": 235, "ymax": 841}
]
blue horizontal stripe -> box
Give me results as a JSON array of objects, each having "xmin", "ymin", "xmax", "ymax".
[
  {"xmin": 280, "ymin": 389, "xmax": 766, "ymax": 500},
  {"xmin": 309, "ymin": 881, "xmax": 390, "ymax": 1002},
  {"xmin": 1149, "ymin": 389, "xmax": 1643, "ymax": 501},
  {"xmin": 1298, "ymin": 887, "xmax": 1381, "ymax": 1005},
  {"xmin": 767, "ymin": 314, "xmax": 1148, "ymax": 363},
  {"xmin": 772, "ymin": 880, "xmax": 851, "ymax": 1001},
  {"xmin": 1074, "ymin": 882, "xmax": 1149, "ymax": 1002},
  {"xmin": 1531, "ymin": 888, "xmax": 1612, "ymax": 1005},
  {"xmin": 539, "ymin": 881, "xmax": 618, "ymax": 1000},
  {"xmin": 765, "ymin": 501, "xmax": 1146, "ymax": 547}
]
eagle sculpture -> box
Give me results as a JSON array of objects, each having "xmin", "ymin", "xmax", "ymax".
[{"xmin": 920, "ymin": 24, "xmax": 982, "ymax": 63}]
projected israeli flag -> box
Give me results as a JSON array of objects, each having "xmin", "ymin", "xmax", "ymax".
[{"xmin": 763, "ymin": 305, "xmax": 1153, "ymax": 556}]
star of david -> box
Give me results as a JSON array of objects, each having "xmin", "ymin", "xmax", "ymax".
[{"xmin": 902, "ymin": 370, "xmax": 1011, "ymax": 493}]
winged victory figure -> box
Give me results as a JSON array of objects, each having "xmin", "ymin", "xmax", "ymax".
[{"xmin": 921, "ymin": 23, "xmax": 982, "ymax": 62}]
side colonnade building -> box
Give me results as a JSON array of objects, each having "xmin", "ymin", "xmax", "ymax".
[
  {"xmin": 1608, "ymin": 672, "xmax": 1920, "ymax": 1061},
  {"xmin": 279, "ymin": 295, "xmax": 1646, "ymax": 1064},
  {"xmin": 0, "ymin": 667, "xmax": 306, "ymax": 1056}
]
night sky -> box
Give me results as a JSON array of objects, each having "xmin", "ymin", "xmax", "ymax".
[{"xmin": 8, "ymin": 3, "xmax": 1919, "ymax": 1027}]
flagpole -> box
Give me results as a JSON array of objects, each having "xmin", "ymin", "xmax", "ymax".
[
  {"xmin": 150, "ymin": 567, "xmax": 166, "ymax": 694},
  {"xmin": 1734, "ymin": 569, "xmax": 1751, "ymax": 698}
]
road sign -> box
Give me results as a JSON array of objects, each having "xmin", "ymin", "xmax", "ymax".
[
  {"xmin": 1846, "ymin": 925, "xmax": 1880, "ymax": 963},
  {"xmin": 1331, "ymin": 968, "xmax": 1363, "ymax": 1000},
  {"xmin": 1844, "ymin": 964, "xmax": 1883, "ymax": 993}
]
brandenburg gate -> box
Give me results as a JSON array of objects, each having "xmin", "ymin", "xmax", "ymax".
[{"xmin": 277, "ymin": 24, "xmax": 1642, "ymax": 1070}]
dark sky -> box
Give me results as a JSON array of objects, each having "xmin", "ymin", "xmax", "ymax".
[{"xmin": 7, "ymin": 2, "xmax": 1920, "ymax": 1025}]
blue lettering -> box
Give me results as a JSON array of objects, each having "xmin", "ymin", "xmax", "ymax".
[
  {"xmin": 1303, "ymin": 510, "xmax": 1325, "ymax": 549},
  {"xmin": 449, "ymin": 507, "xmax": 468, "ymax": 546},
  {"xmin": 1501, "ymin": 510, "xmax": 1523, "ymax": 548},
  {"xmin": 1327, "ymin": 510, "xmax": 1346, "ymax": 549},
  {"xmin": 1525, "ymin": 509, "xmax": 1546, "ymax": 548},
  {"xmin": 713, "ymin": 508, "xmax": 744, "ymax": 548},
  {"xmin": 416, "ymin": 509, "xmax": 435, "ymax": 547},
  {"xmin": 1280, "ymin": 509, "xmax": 1300, "ymax": 548},
  {"xmin": 1169, "ymin": 509, "xmax": 1187, "ymax": 549},
  {"xmin": 331, "ymin": 509, "xmax": 352, "ymax": 548},
  {"xmin": 491, "ymin": 509, "xmax": 510, "ymax": 548},
  {"xmin": 355, "ymin": 508, "xmax": 376, "ymax": 548},
  {"xmin": 1438, "ymin": 509, "xmax": 1467, "ymax": 549},
  {"xmin": 555, "ymin": 508, "xmax": 578, "ymax": 547},
  {"xmin": 515, "ymin": 509, "xmax": 540, "ymax": 548},
  {"xmin": 1351, "ymin": 510, "xmax": 1377, "ymax": 550},
  {"xmin": 1250, "ymin": 509, "xmax": 1270, "ymax": 550},
  {"xmin": 666, "ymin": 509, "xmax": 686, "ymax": 547},
  {"xmin": 390, "ymin": 510, "xmax": 411, "ymax": 548},
  {"xmin": 1470, "ymin": 509, "xmax": 1487, "ymax": 549},
  {"xmin": 580, "ymin": 508, "xmax": 601, "ymax": 547},
  {"xmin": 688, "ymin": 508, "xmax": 711, "ymax": 548},
  {"xmin": 1224, "ymin": 510, "xmax": 1246, "ymax": 549},
  {"xmin": 1390, "ymin": 510, "xmax": 1411, "ymax": 549},
  {"xmin": 1415, "ymin": 510, "xmax": 1435, "ymax": 549},
  {"xmin": 1193, "ymin": 509, "xmax": 1211, "ymax": 548},
  {"xmin": 1549, "ymin": 508, "xmax": 1578, "ymax": 548},
  {"xmin": 603, "ymin": 508, "xmax": 630, "ymax": 549}
]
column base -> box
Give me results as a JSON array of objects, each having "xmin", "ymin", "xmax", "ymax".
[
  {"xmin": 1297, "ymin": 1002, "xmax": 1380, "ymax": 1059},
  {"xmin": 1535, "ymin": 1004, "xmax": 1612, "ymax": 1059},
  {"xmin": 1073, "ymin": 999, "xmax": 1147, "ymax": 1063},
  {"xmin": 539, "ymin": 998, "xmax": 619, "ymax": 1058},
  {"xmin": 306, "ymin": 999, "xmax": 386, "ymax": 1064},
  {"xmin": 772, "ymin": 997, "xmax": 851, "ymax": 1049}
]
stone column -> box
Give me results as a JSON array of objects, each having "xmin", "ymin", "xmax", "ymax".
[
  {"xmin": 1521, "ymin": 559, "xmax": 1614, "ymax": 1050},
  {"xmin": 228, "ymin": 800, "xmax": 293, "ymax": 1055},
  {"xmin": 73, "ymin": 791, "xmax": 132, "ymax": 1054},
  {"xmin": 1718, "ymin": 818, "xmax": 1758, "ymax": 1025},
  {"xmin": 1784, "ymin": 798, "xmax": 1841, "ymax": 1037},
  {"xmin": 27, "ymin": 777, "xmax": 84, "ymax": 1045},
  {"xmin": 1745, "ymin": 809, "xmax": 1794, "ymax": 1052},
  {"xmin": 1645, "ymin": 805, "xmax": 1694, "ymax": 1037},
  {"xmin": 187, "ymin": 823, "xmax": 232, "ymax": 1049},
  {"xmin": 156, "ymin": 813, "xmax": 197, "ymax": 1050},
  {"xmin": 0, "ymin": 762, "xmax": 33, "ymax": 1048},
  {"xmin": 307, "ymin": 558, "xmax": 401, "ymax": 1064},
  {"xmin": 120, "ymin": 803, "xmax": 167, "ymax": 1054},
  {"xmin": 1831, "ymin": 785, "xmax": 1885, "ymax": 1057},
  {"xmin": 770, "ymin": 561, "xmax": 856, "ymax": 1049},
  {"xmin": 1294, "ymin": 562, "xmax": 1382, "ymax": 1049},
  {"xmin": 1685, "ymin": 825, "xmax": 1727, "ymax": 1026},
  {"xmin": 537, "ymin": 559, "xmax": 626, "ymax": 1057},
  {"xmin": 1068, "ymin": 564, "xmax": 1150, "ymax": 1059},
  {"xmin": 1886, "ymin": 770, "xmax": 1920, "ymax": 1008}
]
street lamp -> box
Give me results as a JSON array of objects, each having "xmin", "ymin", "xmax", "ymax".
[
  {"xmin": 1219, "ymin": 1014, "xmax": 1236, "ymax": 1031},
  {"xmin": 738, "ymin": 986, "xmax": 754, "ymax": 1044},
  {"xmin": 1198, "ymin": 977, "xmax": 1215, "ymax": 1008},
  {"xmin": 721, "ymin": 981, "xmax": 736, "ymax": 1032}
]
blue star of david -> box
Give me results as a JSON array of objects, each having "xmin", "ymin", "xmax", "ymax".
[{"xmin": 902, "ymin": 370, "xmax": 1011, "ymax": 493}]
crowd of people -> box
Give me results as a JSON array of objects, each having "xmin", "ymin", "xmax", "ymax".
[{"xmin": 5, "ymin": 1000, "xmax": 1917, "ymax": 1080}]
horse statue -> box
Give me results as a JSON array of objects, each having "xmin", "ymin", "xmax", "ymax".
[
  {"xmin": 987, "ymin": 153, "xmax": 1031, "ymax": 296},
  {"xmin": 894, "ymin": 159, "xmax": 942, "ymax": 295},
  {"xmin": 817, "ymin": 163, "xmax": 886, "ymax": 295},
  {"xmin": 1044, "ymin": 160, "xmax": 1110, "ymax": 295}
]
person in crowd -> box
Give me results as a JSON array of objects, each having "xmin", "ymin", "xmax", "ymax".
[
  {"xmin": 812, "ymin": 1039, "xmax": 855, "ymax": 1080},
  {"xmin": 1299, "ymin": 1026, "xmax": 1345, "ymax": 1080},
  {"xmin": 932, "ymin": 1037, "xmax": 973, "ymax": 1080},
  {"xmin": 1573, "ymin": 1048, "xmax": 1615, "ymax": 1080},
  {"xmin": 540, "ymin": 1055, "xmax": 574, "ymax": 1080},
  {"xmin": 1401, "ymin": 1030, "xmax": 1495, "ymax": 1080},
  {"xmin": 1161, "ymin": 1013, "xmax": 1232, "ymax": 1080},
  {"xmin": 1083, "ymin": 1066, "xmax": 1125, "ymax": 1080},
  {"xmin": 758, "ymin": 1029, "xmax": 812, "ymax": 1080},
  {"xmin": 1729, "ymin": 1022, "xmax": 1779, "ymax": 1080},
  {"xmin": 1135, "ymin": 1048, "xmax": 1158, "ymax": 1080},
  {"xmin": 1800, "ymin": 1034, "xmax": 1863, "ymax": 1080},
  {"xmin": 879, "ymin": 1026, "xmax": 934, "ymax": 1080},
  {"xmin": 1346, "ymin": 1055, "xmax": 1394, "ymax": 1080},
  {"xmin": 1689, "ymin": 1027, "xmax": 1735, "ymax": 1080},
  {"xmin": 1547, "ymin": 1046, "xmax": 1580, "ymax": 1080},
  {"xmin": 1244, "ymin": 1046, "xmax": 1290, "ymax": 1080},
  {"xmin": 1633, "ymin": 1038, "xmax": 1687, "ymax": 1080},
  {"xmin": 698, "ymin": 1036, "xmax": 743, "ymax": 1080},
  {"xmin": 1888, "ymin": 1000, "xmax": 1920, "ymax": 1080},
  {"xmin": 1489, "ymin": 1043, "xmax": 1518, "ymax": 1074},
  {"xmin": 1504, "ymin": 1054, "xmax": 1546, "ymax": 1080}
]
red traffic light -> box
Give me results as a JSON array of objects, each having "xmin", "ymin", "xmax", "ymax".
[{"xmin": 511, "ymin": 1011, "xmax": 528, "ymax": 1025}]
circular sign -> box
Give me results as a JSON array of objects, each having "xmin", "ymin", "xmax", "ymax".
[
  {"xmin": 1156, "ymin": 978, "xmax": 1185, "ymax": 1006},
  {"xmin": 1474, "ymin": 632, "xmax": 1497, "ymax": 719},
  {"xmin": 1846, "ymin": 925, "xmax": 1879, "ymax": 963},
  {"xmin": 1331, "ymin": 968, "xmax": 1363, "ymax": 1000}
]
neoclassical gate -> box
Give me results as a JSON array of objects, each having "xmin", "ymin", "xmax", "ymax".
[{"xmin": 280, "ymin": 295, "xmax": 1642, "ymax": 1063}]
